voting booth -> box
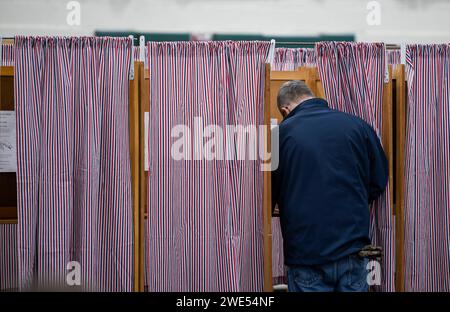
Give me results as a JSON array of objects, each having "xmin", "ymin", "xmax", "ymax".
[{"xmin": 0, "ymin": 59, "xmax": 16, "ymax": 223}]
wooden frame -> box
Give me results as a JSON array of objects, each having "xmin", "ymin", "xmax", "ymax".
[
  {"xmin": 0, "ymin": 61, "xmax": 144, "ymax": 291},
  {"xmin": 270, "ymin": 67, "xmax": 325, "ymax": 122},
  {"xmin": 139, "ymin": 63, "xmax": 149, "ymax": 291},
  {"xmin": 393, "ymin": 64, "xmax": 406, "ymax": 292},
  {"xmin": 0, "ymin": 66, "xmax": 14, "ymax": 76},
  {"xmin": 383, "ymin": 66, "xmax": 394, "ymax": 209},
  {"xmin": 0, "ymin": 66, "xmax": 17, "ymax": 224},
  {"xmin": 265, "ymin": 65, "xmax": 406, "ymax": 291},
  {"xmin": 129, "ymin": 61, "xmax": 142, "ymax": 292},
  {"xmin": 262, "ymin": 64, "xmax": 273, "ymax": 292}
]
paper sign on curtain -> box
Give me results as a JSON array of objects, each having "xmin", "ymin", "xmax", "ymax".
[{"xmin": 0, "ymin": 111, "xmax": 16, "ymax": 172}]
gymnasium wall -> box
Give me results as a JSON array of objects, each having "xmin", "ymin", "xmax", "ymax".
[{"xmin": 0, "ymin": 0, "xmax": 449, "ymax": 43}]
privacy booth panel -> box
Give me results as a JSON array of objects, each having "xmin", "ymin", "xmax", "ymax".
[
  {"xmin": 404, "ymin": 44, "xmax": 450, "ymax": 291},
  {"xmin": 146, "ymin": 41, "xmax": 271, "ymax": 291},
  {"xmin": 270, "ymin": 44, "xmax": 397, "ymax": 290},
  {"xmin": 14, "ymin": 36, "xmax": 134, "ymax": 291}
]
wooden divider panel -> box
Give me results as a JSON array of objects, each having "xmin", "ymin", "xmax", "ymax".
[{"xmin": 0, "ymin": 66, "xmax": 17, "ymax": 224}]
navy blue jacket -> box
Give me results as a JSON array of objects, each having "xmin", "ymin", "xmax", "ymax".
[{"xmin": 272, "ymin": 98, "xmax": 388, "ymax": 266}]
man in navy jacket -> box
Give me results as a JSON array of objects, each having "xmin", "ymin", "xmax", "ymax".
[{"xmin": 272, "ymin": 80, "xmax": 388, "ymax": 292}]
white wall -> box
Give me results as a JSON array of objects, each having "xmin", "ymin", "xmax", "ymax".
[{"xmin": 0, "ymin": 0, "xmax": 449, "ymax": 43}]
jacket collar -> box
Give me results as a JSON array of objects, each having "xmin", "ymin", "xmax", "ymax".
[{"xmin": 283, "ymin": 97, "xmax": 329, "ymax": 121}]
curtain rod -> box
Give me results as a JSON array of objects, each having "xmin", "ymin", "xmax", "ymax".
[
  {"xmin": 1, "ymin": 37, "xmax": 400, "ymax": 49},
  {"xmin": 1, "ymin": 37, "xmax": 138, "ymax": 40},
  {"xmin": 275, "ymin": 41, "xmax": 315, "ymax": 45},
  {"xmin": 275, "ymin": 41, "xmax": 401, "ymax": 49}
]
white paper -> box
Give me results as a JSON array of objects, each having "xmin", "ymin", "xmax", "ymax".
[
  {"xmin": 270, "ymin": 118, "xmax": 278, "ymax": 129},
  {"xmin": 144, "ymin": 112, "xmax": 149, "ymax": 171},
  {"xmin": 0, "ymin": 111, "xmax": 17, "ymax": 172},
  {"xmin": 400, "ymin": 43, "xmax": 406, "ymax": 65}
]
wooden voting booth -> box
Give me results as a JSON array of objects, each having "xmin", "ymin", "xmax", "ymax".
[
  {"xmin": 263, "ymin": 64, "xmax": 407, "ymax": 292},
  {"xmin": 0, "ymin": 50, "xmax": 407, "ymax": 292},
  {"xmin": 0, "ymin": 55, "xmax": 144, "ymax": 292},
  {"xmin": 0, "ymin": 62, "xmax": 16, "ymax": 224}
]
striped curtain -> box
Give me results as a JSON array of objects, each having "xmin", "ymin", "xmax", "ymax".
[
  {"xmin": 273, "ymin": 48, "xmax": 316, "ymax": 71},
  {"xmin": 404, "ymin": 44, "xmax": 450, "ymax": 291},
  {"xmin": 14, "ymin": 36, "xmax": 133, "ymax": 291},
  {"xmin": 0, "ymin": 38, "xmax": 19, "ymax": 292},
  {"xmin": 133, "ymin": 46, "xmax": 140, "ymax": 62},
  {"xmin": 133, "ymin": 46, "xmax": 149, "ymax": 69},
  {"xmin": 387, "ymin": 49, "xmax": 401, "ymax": 65},
  {"xmin": 316, "ymin": 42, "xmax": 395, "ymax": 291},
  {"xmin": 271, "ymin": 218, "xmax": 286, "ymax": 285},
  {"xmin": 146, "ymin": 41, "xmax": 270, "ymax": 291},
  {"xmin": 1, "ymin": 42, "xmax": 14, "ymax": 66},
  {"xmin": 0, "ymin": 225, "xmax": 18, "ymax": 291}
]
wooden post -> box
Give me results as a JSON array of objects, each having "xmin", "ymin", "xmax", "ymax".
[
  {"xmin": 393, "ymin": 64, "xmax": 406, "ymax": 292},
  {"xmin": 382, "ymin": 65, "xmax": 395, "ymax": 214},
  {"xmin": 0, "ymin": 66, "xmax": 14, "ymax": 76},
  {"xmin": 139, "ymin": 63, "xmax": 149, "ymax": 292},
  {"xmin": 263, "ymin": 63, "xmax": 273, "ymax": 292},
  {"xmin": 129, "ymin": 61, "xmax": 141, "ymax": 292},
  {"xmin": 305, "ymin": 67, "xmax": 318, "ymax": 96}
]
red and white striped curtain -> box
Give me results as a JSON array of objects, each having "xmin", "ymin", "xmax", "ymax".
[
  {"xmin": 0, "ymin": 225, "xmax": 18, "ymax": 291},
  {"xmin": 1, "ymin": 42, "xmax": 14, "ymax": 66},
  {"xmin": 316, "ymin": 42, "xmax": 395, "ymax": 291},
  {"xmin": 133, "ymin": 46, "xmax": 140, "ymax": 62},
  {"xmin": 271, "ymin": 218, "xmax": 286, "ymax": 285},
  {"xmin": 387, "ymin": 49, "xmax": 401, "ymax": 65},
  {"xmin": 14, "ymin": 36, "xmax": 134, "ymax": 291},
  {"xmin": 273, "ymin": 48, "xmax": 316, "ymax": 71},
  {"xmin": 146, "ymin": 41, "xmax": 270, "ymax": 291},
  {"xmin": 133, "ymin": 46, "xmax": 149, "ymax": 69},
  {"xmin": 404, "ymin": 44, "xmax": 450, "ymax": 291}
]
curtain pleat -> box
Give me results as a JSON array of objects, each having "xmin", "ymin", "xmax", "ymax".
[
  {"xmin": 0, "ymin": 225, "xmax": 18, "ymax": 291},
  {"xmin": 273, "ymin": 48, "xmax": 316, "ymax": 71},
  {"xmin": 14, "ymin": 36, "xmax": 133, "ymax": 291},
  {"xmin": 133, "ymin": 46, "xmax": 149, "ymax": 69},
  {"xmin": 271, "ymin": 218, "xmax": 286, "ymax": 285},
  {"xmin": 1, "ymin": 42, "xmax": 14, "ymax": 66},
  {"xmin": 387, "ymin": 49, "xmax": 401, "ymax": 65}
]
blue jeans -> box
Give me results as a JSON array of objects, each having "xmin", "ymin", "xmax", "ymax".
[{"xmin": 287, "ymin": 254, "xmax": 369, "ymax": 292}]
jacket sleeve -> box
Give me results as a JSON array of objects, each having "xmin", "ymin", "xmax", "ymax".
[{"xmin": 366, "ymin": 125, "xmax": 389, "ymax": 204}]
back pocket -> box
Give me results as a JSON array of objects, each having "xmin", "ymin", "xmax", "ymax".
[{"xmin": 293, "ymin": 266, "xmax": 322, "ymax": 287}]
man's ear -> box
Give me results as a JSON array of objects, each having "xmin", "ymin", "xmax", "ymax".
[{"xmin": 280, "ymin": 106, "xmax": 290, "ymax": 118}]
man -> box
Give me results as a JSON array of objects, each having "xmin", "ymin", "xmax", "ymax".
[{"xmin": 272, "ymin": 80, "xmax": 388, "ymax": 292}]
